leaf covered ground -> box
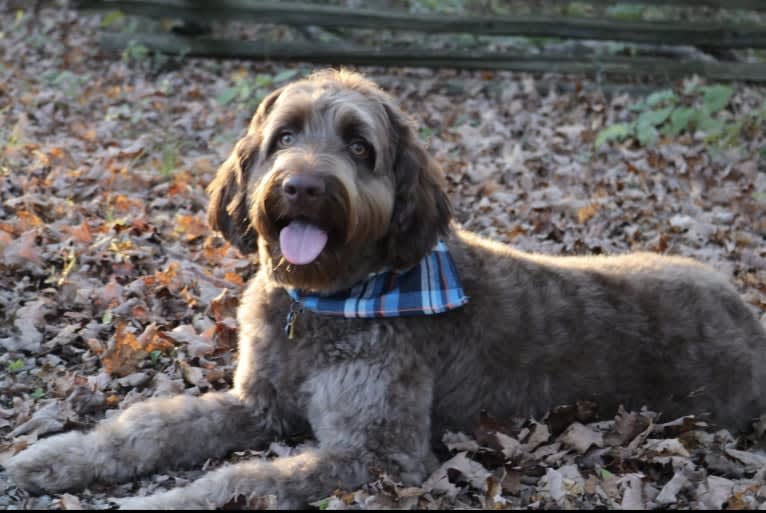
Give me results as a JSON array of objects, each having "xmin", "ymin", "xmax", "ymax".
[{"xmin": 1, "ymin": 3, "xmax": 766, "ymax": 510}]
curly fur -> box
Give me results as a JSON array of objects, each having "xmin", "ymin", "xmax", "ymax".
[{"xmin": 6, "ymin": 69, "xmax": 766, "ymax": 509}]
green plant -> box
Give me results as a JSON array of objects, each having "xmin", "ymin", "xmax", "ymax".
[
  {"xmin": 564, "ymin": 2, "xmax": 593, "ymax": 17},
  {"xmin": 160, "ymin": 145, "xmax": 179, "ymax": 178},
  {"xmin": 410, "ymin": 0, "xmax": 465, "ymax": 14},
  {"xmin": 101, "ymin": 10, "xmax": 125, "ymax": 29},
  {"xmin": 606, "ymin": 4, "xmax": 645, "ymax": 20},
  {"xmin": 122, "ymin": 40, "xmax": 150, "ymax": 64},
  {"xmin": 596, "ymin": 84, "xmax": 763, "ymax": 149},
  {"xmin": 13, "ymin": 8, "xmax": 26, "ymax": 29},
  {"xmin": 45, "ymin": 70, "xmax": 87, "ymax": 99},
  {"xmin": 216, "ymin": 69, "xmax": 303, "ymax": 111},
  {"xmin": 122, "ymin": 39, "xmax": 182, "ymax": 73},
  {"xmin": 6, "ymin": 359, "xmax": 24, "ymax": 373}
]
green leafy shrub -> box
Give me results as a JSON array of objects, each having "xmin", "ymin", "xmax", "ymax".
[
  {"xmin": 122, "ymin": 39, "xmax": 187, "ymax": 73},
  {"xmin": 595, "ymin": 83, "xmax": 764, "ymax": 149},
  {"xmin": 217, "ymin": 69, "xmax": 302, "ymax": 112}
]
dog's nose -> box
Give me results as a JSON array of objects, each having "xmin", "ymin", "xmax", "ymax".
[{"xmin": 282, "ymin": 174, "xmax": 326, "ymax": 202}]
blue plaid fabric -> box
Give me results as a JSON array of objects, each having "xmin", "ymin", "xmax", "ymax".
[{"xmin": 285, "ymin": 241, "xmax": 469, "ymax": 318}]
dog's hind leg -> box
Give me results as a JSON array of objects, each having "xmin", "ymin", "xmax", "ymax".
[{"xmin": 5, "ymin": 390, "xmax": 275, "ymax": 493}]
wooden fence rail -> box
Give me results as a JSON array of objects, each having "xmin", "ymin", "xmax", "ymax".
[
  {"xmin": 100, "ymin": 32, "xmax": 766, "ymax": 82},
  {"xmin": 77, "ymin": 0, "xmax": 766, "ymax": 49},
  {"xmin": 574, "ymin": 0, "xmax": 766, "ymax": 8},
  {"xmin": 75, "ymin": 0, "xmax": 766, "ymax": 82}
]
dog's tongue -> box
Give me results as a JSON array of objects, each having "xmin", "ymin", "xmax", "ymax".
[{"xmin": 279, "ymin": 221, "xmax": 328, "ymax": 265}]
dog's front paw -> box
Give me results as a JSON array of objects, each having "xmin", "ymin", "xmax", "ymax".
[
  {"xmin": 112, "ymin": 491, "xmax": 211, "ymax": 510},
  {"xmin": 112, "ymin": 496, "xmax": 153, "ymax": 510},
  {"xmin": 5, "ymin": 432, "xmax": 95, "ymax": 493}
]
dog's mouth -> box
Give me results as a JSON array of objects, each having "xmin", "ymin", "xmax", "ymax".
[
  {"xmin": 258, "ymin": 172, "xmax": 351, "ymax": 269},
  {"xmin": 278, "ymin": 218, "xmax": 328, "ymax": 266}
]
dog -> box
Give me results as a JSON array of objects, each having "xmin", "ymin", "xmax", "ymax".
[{"xmin": 6, "ymin": 69, "xmax": 766, "ymax": 508}]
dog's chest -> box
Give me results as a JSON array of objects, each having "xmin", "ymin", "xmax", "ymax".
[{"xmin": 243, "ymin": 296, "xmax": 391, "ymax": 389}]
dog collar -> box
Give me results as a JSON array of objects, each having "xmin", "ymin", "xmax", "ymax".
[{"xmin": 283, "ymin": 241, "xmax": 469, "ymax": 338}]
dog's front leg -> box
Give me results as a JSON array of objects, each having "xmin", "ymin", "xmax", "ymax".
[
  {"xmin": 115, "ymin": 355, "xmax": 437, "ymax": 509},
  {"xmin": 6, "ymin": 390, "xmax": 276, "ymax": 493}
]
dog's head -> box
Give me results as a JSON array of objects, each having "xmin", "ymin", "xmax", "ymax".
[{"xmin": 208, "ymin": 69, "xmax": 451, "ymax": 292}]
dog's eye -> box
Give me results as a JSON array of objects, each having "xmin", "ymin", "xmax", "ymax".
[
  {"xmin": 278, "ymin": 132, "xmax": 296, "ymax": 147},
  {"xmin": 348, "ymin": 140, "xmax": 369, "ymax": 158}
]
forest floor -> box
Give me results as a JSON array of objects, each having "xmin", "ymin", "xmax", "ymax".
[{"xmin": 1, "ymin": 2, "xmax": 766, "ymax": 510}]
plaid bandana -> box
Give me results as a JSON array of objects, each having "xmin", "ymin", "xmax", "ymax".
[{"xmin": 284, "ymin": 241, "xmax": 468, "ymax": 334}]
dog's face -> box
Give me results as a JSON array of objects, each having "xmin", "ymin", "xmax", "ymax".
[{"xmin": 208, "ymin": 70, "xmax": 451, "ymax": 292}]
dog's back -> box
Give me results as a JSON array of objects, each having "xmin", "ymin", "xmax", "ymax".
[{"xmin": 420, "ymin": 227, "xmax": 766, "ymax": 433}]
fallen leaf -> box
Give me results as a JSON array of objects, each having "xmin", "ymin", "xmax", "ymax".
[
  {"xmin": 558, "ymin": 422, "xmax": 604, "ymax": 454},
  {"xmin": 10, "ymin": 401, "xmax": 65, "ymax": 438},
  {"xmin": 0, "ymin": 298, "xmax": 50, "ymax": 352},
  {"xmin": 656, "ymin": 470, "xmax": 690, "ymax": 505},
  {"xmin": 100, "ymin": 321, "xmax": 145, "ymax": 377},
  {"xmin": 58, "ymin": 494, "xmax": 82, "ymax": 510},
  {"xmin": 179, "ymin": 360, "xmax": 207, "ymax": 387},
  {"xmin": 176, "ymin": 213, "xmax": 208, "ymax": 242},
  {"xmin": 577, "ymin": 203, "xmax": 599, "ymax": 224},
  {"xmin": 523, "ymin": 421, "xmax": 551, "ymax": 451},
  {"xmin": 423, "ymin": 452, "xmax": 491, "ymax": 498},
  {"xmin": 442, "ymin": 431, "xmax": 480, "ymax": 453},
  {"xmin": 697, "ymin": 475, "xmax": 734, "ymax": 509},
  {"xmin": 138, "ymin": 322, "xmax": 176, "ymax": 354},
  {"xmin": 604, "ymin": 406, "xmax": 651, "ymax": 447},
  {"xmin": 643, "ymin": 438, "xmax": 690, "ymax": 458},
  {"xmin": 620, "ymin": 474, "xmax": 645, "ymax": 510},
  {"xmin": 209, "ymin": 288, "xmax": 240, "ymax": 322}
]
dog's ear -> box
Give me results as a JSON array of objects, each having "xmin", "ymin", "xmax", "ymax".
[
  {"xmin": 207, "ymin": 88, "xmax": 282, "ymax": 254},
  {"xmin": 383, "ymin": 105, "xmax": 452, "ymax": 270}
]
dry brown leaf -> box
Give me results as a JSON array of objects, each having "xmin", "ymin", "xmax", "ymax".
[
  {"xmin": 100, "ymin": 321, "xmax": 145, "ymax": 377},
  {"xmin": 176, "ymin": 213, "xmax": 208, "ymax": 242},
  {"xmin": 224, "ymin": 271, "xmax": 245, "ymax": 286},
  {"xmin": 179, "ymin": 360, "xmax": 207, "ymax": 387},
  {"xmin": 95, "ymin": 278, "xmax": 124, "ymax": 308},
  {"xmin": 577, "ymin": 203, "xmax": 599, "ymax": 224},
  {"xmin": 210, "ymin": 288, "xmax": 241, "ymax": 322},
  {"xmin": 62, "ymin": 220, "xmax": 94, "ymax": 244},
  {"xmin": 604, "ymin": 406, "xmax": 651, "ymax": 447}
]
